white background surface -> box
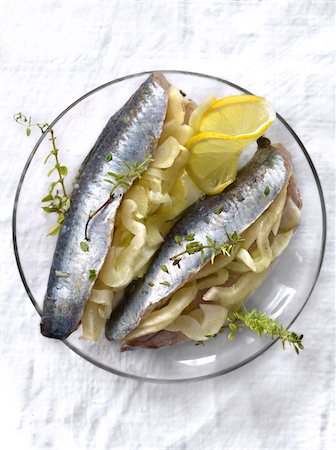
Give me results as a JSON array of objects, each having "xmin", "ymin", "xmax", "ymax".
[{"xmin": 1, "ymin": 1, "xmax": 335, "ymax": 449}]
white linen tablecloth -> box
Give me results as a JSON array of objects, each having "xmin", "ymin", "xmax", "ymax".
[{"xmin": 1, "ymin": 1, "xmax": 335, "ymax": 449}]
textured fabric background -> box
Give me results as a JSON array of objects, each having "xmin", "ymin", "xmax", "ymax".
[{"xmin": 1, "ymin": 1, "xmax": 335, "ymax": 449}]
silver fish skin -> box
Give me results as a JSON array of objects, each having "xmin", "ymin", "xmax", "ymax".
[
  {"xmin": 106, "ymin": 137, "xmax": 292, "ymax": 342},
  {"xmin": 41, "ymin": 72, "xmax": 169, "ymax": 340}
]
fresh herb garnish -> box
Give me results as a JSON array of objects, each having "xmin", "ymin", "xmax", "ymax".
[
  {"xmin": 80, "ymin": 241, "xmax": 89, "ymax": 252},
  {"xmin": 170, "ymin": 231, "xmax": 244, "ymax": 264},
  {"xmin": 160, "ymin": 281, "xmax": 171, "ymax": 287},
  {"xmin": 48, "ymin": 224, "xmax": 62, "ymax": 236},
  {"xmin": 104, "ymin": 156, "xmax": 152, "ymax": 190},
  {"xmin": 213, "ymin": 208, "xmax": 222, "ymax": 215},
  {"xmin": 105, "ymin": 153, "xmax": 113, "ymax": 161},
  {"xmin": 14, "ymin": 112, "xmax": 70, "ymax": 236},
  {"xmin": 174, "ymin": 234, "xmax": 194, "ymax": 245},
  {"xmin": 264, "ymin": 186, "xmax": 270, "ymax": 196},
  {"xmin": 184, "ymin": 233, "xmax": 195, "ymax": 241},
  {"xmin": 148, "ymin": 281, "xmax": 154, "ymax": 287},
  {"xmin": 208, "ymin": 307, "xmax": 304, "ymax": 354},
  {"xmin": 88, "ymin": 269, "xmax": 97, "ymax": 281},
  {"xmin": 160, "ymin": 265, "xmax": 169, "ymax": 273}
]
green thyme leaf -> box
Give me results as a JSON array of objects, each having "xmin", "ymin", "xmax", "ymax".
[
  {"xmin": 148, "ymin": 281, "xmax": 154, "ymax": 287},
  {"xmin": 160, "ymin": 265, "xmax": 169, "ymax": 273},
  {"xmin": 214, "ymin": 208, "xmax": 222, "ymax": 214},
  {"xmin": 226, "ymin": 231, "xmax": 245, "ymax": 245},
  {"xmin": 64, "ymin": 198, "xmax": 71, "ymax": 211},
  {"xmin": 47, "ymin": 224, "xmax": 61, "ymax": 236},
  {"xmin": 41, "ymin": 194, "xmax": 53, "ymax": 202},
  {"xmin": 59, "ymin": 166, "xmax": 68, "ymax": 176},
  {"xmin": 88, "ymin": 269, "xmax": 96, "ymax": 280},
  {"xmin": 80, "ymin": 241, "xmax": 89, "ymax": 252},
  {"xmin": 174, "ymin": 235, "xmax": 182, "ymax": 244},
  {"xmin": 105, "ymin": 153, "xmax": 113, "ymax": 161},
  {"xmin": 264, "ymin": 186, "xmax": 270, "ymax": 196},
  {"xmin": 206, "ymin": 235, "xmax": 215, "ymax": 246},
  {"xmin": 160, "ymin": 281, "xmax": 171, "ymax": 287},
  {"xmin": 57, "ymin": 213, "xmax": 65, "ymax": 224}
]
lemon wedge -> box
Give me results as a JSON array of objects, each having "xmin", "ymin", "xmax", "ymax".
[{"xmin": 186, "ymin": 95, "xmax": 275, "ymax": 195}]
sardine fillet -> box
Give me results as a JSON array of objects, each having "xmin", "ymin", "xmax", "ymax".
[
  {"xmin": 106, "ymin": 138, "xmax": 292, "ymax": 342},
  {"xmin": 127, "ymin": 159, "xmax": 301, "ymax": 350},
  {"xmin": 41, "ymin": 73, "xmax": 169, "ymax": 340}
]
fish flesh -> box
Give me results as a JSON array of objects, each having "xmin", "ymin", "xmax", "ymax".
[
  {"xmin": 106, "ymin": 137, "xmax": 292, "ymax": 342},
  {"xmin": 41, "ymin": 73, "xmax": 169, "ymax": 339}
]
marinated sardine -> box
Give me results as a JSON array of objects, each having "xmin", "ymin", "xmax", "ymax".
[{"xmin": 41, "ymin": 73, "xmax": 169, "ymax": 339}]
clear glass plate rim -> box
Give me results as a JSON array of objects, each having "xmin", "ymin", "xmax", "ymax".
[{"xmin": 12, "ymin": 70, "xmax": 327, "ymax": 383}]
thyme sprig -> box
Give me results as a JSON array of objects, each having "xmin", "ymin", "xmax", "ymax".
[
  {"xmin": 170, "ymin": 231, "xmax": 244, "ymax": 264},
  {"xmin": 104, "ymin": 156, "xmax": 152, "ymax": 190},
  {"xmin": 14, "ymin": 112, "xmax": 70, "ymax": 236},
  {"xmin": 210, "ymin": 307, "xmax": 304, "ymax": 354},
  {"xmin": 84, "ymin": 155, "xmax": 152, "ymax": 241}
]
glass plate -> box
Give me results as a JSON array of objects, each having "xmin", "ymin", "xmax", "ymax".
[{"xmin": 13, "ymin": 71, "xmax": 326, "ymax": 382}]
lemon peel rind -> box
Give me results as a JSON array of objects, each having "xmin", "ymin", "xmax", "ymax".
[
  {"xmin": 210, "ymin": 94, "xmax": 265, "ymax": 109},
  {"xmin": 186, "ymin": 118, "xmax": 274, "ymax": 148}
]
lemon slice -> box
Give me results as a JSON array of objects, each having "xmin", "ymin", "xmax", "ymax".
[
  {"xmin": 189, "ymin": 95, "xmax": 217, "ymax": 133},
  {"xmin": 200, "ymin": 94, "xmax": 275, "ymax": 137},
  {"xmin": 186, "ymin": 95, "xmax": 275, "ymax": 195},
  {"xmin": 186, "ymin": 133, "xmax": 244, "ymax": 195}
]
